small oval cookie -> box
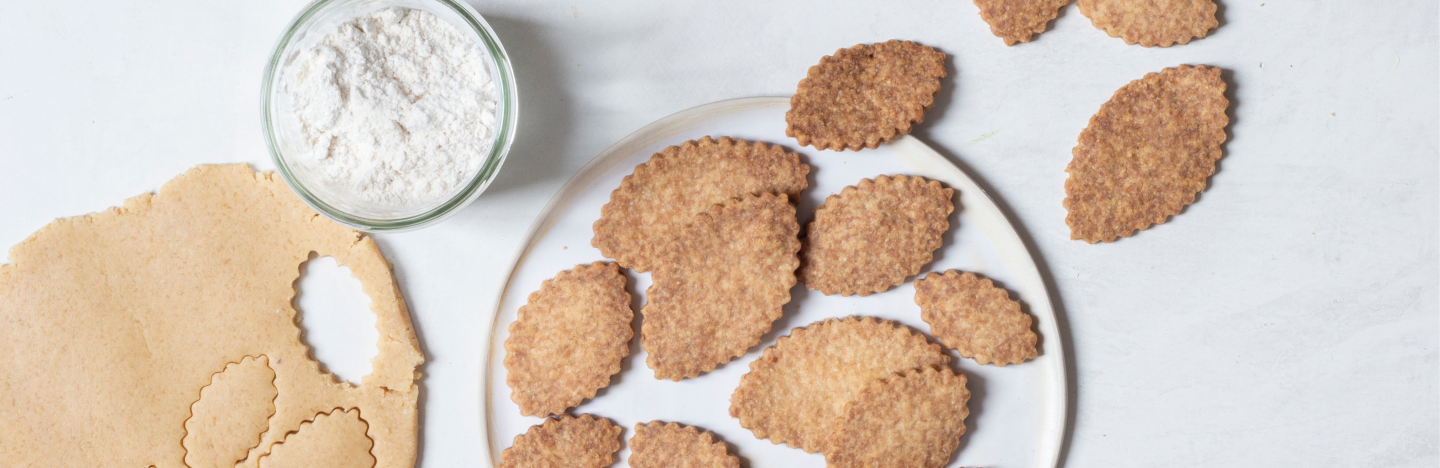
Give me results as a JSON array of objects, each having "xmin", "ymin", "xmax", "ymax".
[
  {"xmin": 1077, "ymin": 0, "xmax": 1218, "ymax": 47},
  {"xmin": 497, "ymin": 414, "xmax": 622, "ymax": 468},
  {"xmin": 974, "ymin": 0, "xmax": 1071, "ymax": 46},
  {"xmin": 915, "ymin": 270, "xmax": 1038, "ymax": 366},
  {"xmin": 823, "ymin": 366, "xmax": 971, "ymax": 468},
  {"xmin": 1064, "ymin": 64, "xmax": 1229, "ymax": 243},
  {"xmin": 799, "ymin": 175, "xmax": 954, "ymax": 296},
  {"xmin": 628, "ymin": 421, "xmax": 740, "ymax": 468},
  {"xmin": 786, "ymin": 40, "xmax": 946, "ymax": 151},
  {"xmin": 504, "ymin": 261, "xmax": 633, "ymax": 416},
  {"xmin": 643, "ymin": 193, "xmax": 800, "ymax": 381},
  {"xmin": 728, "ymin": 316, "xmax": 950, "ymax": 453},
  {"xmin": 592, "ymin": 136, "xmax": 809, "ymax": 272}
]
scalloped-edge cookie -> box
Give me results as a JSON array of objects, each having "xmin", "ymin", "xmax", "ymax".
[
  {"xmin": 592, "ymin": 136, "xmax": 809, "ymax": 273},
  {"xmin": 728, "ymin": 316, "xmax": 950, "ymax": 453},
  {"xmin": 1065, "ymin": 64, "xmax": 1229, "ymax": 243},
  {"xmin": 786, "ymin": 40, "xmax": 946, "ymax": 151},
  {"xmin": 1077, "ymin": 0, "xmax": 1218, "ymax": 47},
  {"xmin": 823, "ymin": 366, "xmax": 971, "ymax": 468},
  {"xmin": 643, "ymin": 193, "xmax": 800, "ymax": 381},
  {"xmin": 915, "ymin": 270, "xmax": 1038, "ymax": 366},
  {"xmin": 185, "ymin": 356, "xmax": 278, "ymax": 468},
  {"xmin": 258, "ymin": 408, "xmax": 374, "ymax": 468},
  {"xmin": 628, "ymin": 421, "xmax": 741, "ymax": 468},
  {"xmin": 799, "ymin": 174, "xmax": 954, "ymax": 296},
  {"xmin": 975, "ymin": 0, "xmax": 1071, "ymax": 46},
  {"xmin": 504, "ymin": 261, "xmax": 633, "ymax": 417},
  {"xmin": 497, "ymin": 414, "xmax": 622, "ymax": 468}
]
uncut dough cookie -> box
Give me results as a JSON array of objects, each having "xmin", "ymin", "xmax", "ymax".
[
  {"xmin": 786, "ymin": 40, "xmax": 946, "ymax": 151},
  {"xmin": 629, "ymin": 421, "xmax": 741, "ymax": 468},
  {"xmin": 824, "ymin": 367, "xmax": 971, "ymax": 468},
  {"xmin": 0, "ymin": 165, "xmax": 423, "ymax": 468},
  {"xmin": 728, "ymin": 316, "xmax": 950, "ymax": 453},
  {"xmin": 1065, "ymin": 64, "xmax": 1229, "ymax": 243},
  {"xmin": 1077, "ymin": 0, "xmax": 1218, "ymax": 47},
  {"xmin": 592, "ymin": 136, "xmax": 809, "ymax": 273},
  {"xmin": 504, "ymin": 261, "xmax": 633, "ymax": 417},
  {"xmin": 497, "ymin": 414, "xmax": 622, "ymax": 468},
  {"xmin": 643, "ymin": 193, "xmax": 800, "ymax": 381},
  {"xmin": 915, "ymin": 270, "xmax": 1038, "ymax": 366},
  {"xmin": 974, "ymin": 0, "xmax": 1071, "ymax": 46},
  {"xmin": 799, "ymin": 174, "xmax": 954, "ymax": 296}
]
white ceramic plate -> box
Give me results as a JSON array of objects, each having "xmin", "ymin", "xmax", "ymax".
[{"xmin": 481, "ymin": 97, "xmax": 1067, "ymax": 467}]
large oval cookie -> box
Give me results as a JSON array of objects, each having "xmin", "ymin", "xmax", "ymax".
[{"xmin": 786, "ymin": 40, "xmax": 946, "ymax": 151}]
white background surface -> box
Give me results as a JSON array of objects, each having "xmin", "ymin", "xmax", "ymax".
[{"xmin": 0, "ymin": 1, "xmax": 1435, "ymax": 466}]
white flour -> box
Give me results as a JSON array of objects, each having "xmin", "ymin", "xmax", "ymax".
[{"xmin": 282, "ymin": 7, "xmax": 497, "ymax": 209}]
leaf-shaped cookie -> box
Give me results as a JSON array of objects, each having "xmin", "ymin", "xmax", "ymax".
[
  {"xmin": 1077, "ymin": 0, "xmax": 1219, "ymax": 47},
  {"xmin": 974, "ymin": 0, "xmax": 1071, "ymax": 46},
  {"xmin": 259, "ymin": 408, "xmax": 375, "ymax": 468},
  {"xmin": 184, "ymin": 355, "xmax": 278, "ymax": 468}
]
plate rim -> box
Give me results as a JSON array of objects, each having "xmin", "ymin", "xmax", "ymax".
[{"xmin": 477, "ymin": 96, "xmax": 1070, "ymax": 468}]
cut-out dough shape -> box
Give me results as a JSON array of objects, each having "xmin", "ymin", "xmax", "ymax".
[
  {"xmin": 258, "ymin": 409, "xmax": 375, "ymax": 468},
  {"xmin": 184, "ymin": 356, "xmax": 278, "ymax": 468},
  {"xmin": 0, "ymin": 165, "xmax": 423, "ymax": 468}
]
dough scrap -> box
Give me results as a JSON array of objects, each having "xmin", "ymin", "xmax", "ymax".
[
  {"xmin": 628, "ymin": 421, "xmax": 741, "ymax": 468},
  {"xmin": 1077, "ymin": 0, "xmax": 1219, "ymax": 47},
  {"xmin": 185, "ymin": 356, "xmax": 279, "ymax": 468},
  {"xmin": 258, "ymin": 408, "xmax": 375, "ymax": 468},
  {"xmin": 497, "ymin": 414, "xmax": 622, "ymax": 468},
  {"xmin": 974, "ymin": 0, "xmax": 1071, "ymax": 46},
  {"xmin": 823, "ymin": 366, "xmax": 971, "ymax": 468},
  {"xmin": 1065, "ymin": 64, "xmax": 1229, "ymax": 243},
  {"xmin": 799, "ymin": 174, "xmax": 954, "ymax": 296},
  {"xmin": 728, "ymin": 316, "xmax": 949, "ymax": 453},
  {"xmin": 592, "ymin": 136, "xmax": 809, "ymax": 273},
  {"xmin": 786, "ymin": 40, "xmax": 946, "ymax": 151},
  {"xmin": 0, "ymin": 164, "xmax": 423, "ymax": 468},
  {"xmin": 915, "ymin": 271, "xmax": 1038, "ymax": 366},
  {"xmin": 643, "ymin": 193, "xmax": 800, "ymax": 380},
  {"xmin": 504, "ymin": 261, "xmax": 633, "ymax": 417}
]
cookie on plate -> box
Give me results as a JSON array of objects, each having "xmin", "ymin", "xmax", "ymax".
[
  {"xmin": 823, "ymin": 366, "xmax": 971, "ymax": 468},
  {"xmin": 786, "ymin": 40, "xmax": 946, "ymax": 151},
  {"xmin": 592, "ymin": 136, "xmax": 808, "ymax": 273},
  {"xmin": 497, "ymin": 414, "xmax": 622, "ymax": 468},
  {"xmin": 1065, "ymin": 64, "xmax": 1229, "ymax": 243},
  {"xmin": 729, "ymin": 316, "xmax": 950, "ymax": 453},
  {"xmin": 628, "ymin": 421, "xmax": 740, "ymax": 468},
  {"xmin": 799, "ymin": 175, "xmax": 954, "ymax": 296},
  {"xmin": 915, "ymin": 270, "xmax": 1038, "ymax": 366},
  {"xmin": 504, "ymin": 261, "xmax": 633, "ymax": 416}
]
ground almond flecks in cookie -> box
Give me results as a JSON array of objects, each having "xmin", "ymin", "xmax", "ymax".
[
  {"xmin": 1077, "ymin": 0, "xmax": 1219, "ymax": 47},
  {"xmin": 800, "ymin": 174, "xmax": 954, "ymax": 296},
  {"xmin": 728, "ymin": 316, "xmax": 950, "ymax": 453},
  {"xmin": 974, "ymin": 0, "xmax": 1072, "ymax": 46},
  {"xmin": 642, "ymin": 193, "xmax": 800, "ymax": 381},
  {"xmin": 786, "ymin": 40, "xmax": 946, "ymax": 151},
  {"xmin": 823, "ymin": 366, "xmax": 971, "ymax": 468},
  {"xmin": 1065, "ymin": 64, "xmax": 1229, "ymax": 243},
  {"xmin": 628, "ymin": 421, "xmax": 740, "ymax": 468},
  {"xmin": 504, "ymin": 261, "xmax": 633, "ymax": 417},
  {"xmin": 915, "ymin": 270, "xmax": 1038, "ymax": 366},
  {"xmin": 592, "ymin": 136, "xmax": 808, "ymax": 273},
  {"xmin": 496, "ymin": 414, "xmax": 622, "ymax": 468}
]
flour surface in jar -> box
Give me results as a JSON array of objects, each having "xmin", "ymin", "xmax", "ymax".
[{"xmin": 282, "ymin": 7, "xmax": 499, "ymax": 209}]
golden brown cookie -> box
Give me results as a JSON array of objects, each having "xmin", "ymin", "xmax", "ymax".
[
  {"xmin": 1065, "ymin": 64, "xmax": 1229, "ymax": 243},
  {"xmin": 1077, "ymin": 0, "xmax": 1218, "ymax": 47},
  {"xmin": 628, "ymin": 421, "xmax": 740, "ymax": 468},
  {"xmin": 592, "ymin": 136, "xmax": 809, "ymax": 273},
  {"xmin": 0, "ymin": 165, "xmax": 422, "ymax": 468},
  {"xmin": 915, "ymin": 271, "xmax": 1038, "ymax": 366},
  {"xmin": 504, "ymin": 261, "xmax": 633, "ymax": 417},
  {"xmin": 823, "ymin": 366, "xmax": 971, "ymax": 468},
  {"xmin": 497, "ymin": 414, "xmax": 622, "ymax": 468},
  {"xmin": 786, "ymin": 40, "xmax": 946, "ymax": 151},
  {"xmin": 974, "ymin": 0, "xmax": 1071, "ymax": 46},
  {"xmin": 799, "ymin": 175, "xmax": 954, "ymax": 296},
  {"xmin": 728, "ymin": 316, "xmax": 950, "ymax": 453},
  {"xmin": 642, "ymin": 193, "xmax": 800, "ymax": 381}
]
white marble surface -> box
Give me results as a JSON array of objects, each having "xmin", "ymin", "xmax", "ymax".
[{"xmin": 1, "ymin": 1, "xmax": 1435, "ymax": 466}]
